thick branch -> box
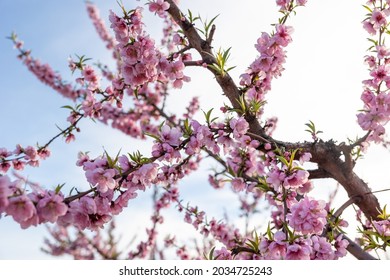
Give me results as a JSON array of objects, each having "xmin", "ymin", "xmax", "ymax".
[
  {"xmin": 307, "ymin": 168, "xmax": 331, "ymax": 179},
  {"xmin": 342, "ymin": 235, "xmax": 377, "ymax": 260},
  {"xmin": 306, "ymin": 141, "xmax": 380, "ymax": 220},
  {"xmin": 165, "ymin": 0, "xmax": 381, "ymax": 221}
]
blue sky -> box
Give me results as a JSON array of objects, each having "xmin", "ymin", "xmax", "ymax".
[{"xmin": 1, "ymin": 0, "xmax": 390, "ymax": 259}]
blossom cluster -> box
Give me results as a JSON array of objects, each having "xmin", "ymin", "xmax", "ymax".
[
  {"xmin": 0, "ymin": 145, "xmax": 50, "ymax": 174},
  {"xmin": 42, "ymin": 220, "xmax": 121, "ymax": 259},
  {"xmin": 10, "ymin": 34, "xmax": 80, "ymax": 101},
  {"xmin": 109, "ymin": 7, "xmax": 190, "ymax": 91},
  {"xmin": 10, "ymin": 0, "xmax": 381, "ymax": 261},
  {"xmin": 359, "ymin": 2, "xmax": 390, "ymax": 143},
  {"xmin": 0, "ymin": 175, "xmax": 67, "ymax": 229},
  {"xmin": 276, "ymin": 0, "xmax": 308, "ymax": 11},
  {"xmin": 239, "ymin": 24, "xmax": 293, "ymax": 117},
  {"xmin": 256, "ymin": 232, "xmax": 348, "ymax": 260},
  {"xmin": 86, "ymin": 2, "xmax": 116, "ymax": 50}
]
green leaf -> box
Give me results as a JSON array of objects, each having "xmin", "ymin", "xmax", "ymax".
[
  {"xmin": 55, "ymin": 183, "xmax": 66, "ymax": 194},
  {"xmin": 362, "ymin": 5, "xmax": 373, "ymax": 13},
  {"xmin": 133, "ymin": 87, "xmax": 140, "ymax": 100},
  {"xmin": 378, "ymin": 205, "xmax": 390, "ymax": 220},
  {"xmin": 187, "ymin": 9, "xmax": 200, "ymax": 24},
  {"xmin": 207, "ymin": 63, "xmax": 222, "ymax": 74},
  {"xmin": 61, "ymin": 105, "xmax": 75, "ymax": 112},
  {"xmin": 104, "ymin": 149, "xmax": 121, "ymax": 168},
  {"xmin": 367, "ymin": 38, "xmax": 378, "ymax": 46},
  {"xmin": 144, "ymin": 131, "xmax": 161, "ymax": 141},
  {"xmin": 266, "ymin": 222, "xmax": 273, "ymax": 240},
  {"xmin": 288, "ymin": 148, "xmax": 301, "ymax": 169},
  {"xmin": 183, "ymin": 119, "xmax": 193, "ymax": 137},
  {"xmin": 206, "ymin": 246, "xmax": 216, "ymax": 260},
  {"xmin": 202, "ymin": 108, "xmax": 214, "ymax": 125},
  {"xmin": 276, "ymin": 155, "xmax": 289, "ymax": 167},
  {"xmin": 202, "ymin": 14, "xmax": 219, "ymax": 39},
  {"xmin": 7, "ymin": 32, "xmax": 18, "ymax": 41}
]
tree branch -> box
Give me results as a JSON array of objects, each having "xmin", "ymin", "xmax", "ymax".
[
  {"xmin": 307, "ymin": 168, "xmax": 331, "ymax": 179},
  {"xmin": 342, "ymin": 234, "xmax": 377, "ymax": 260},
  {"xmin": 165, "ymin": 0, "xmax": 263, "ymax": 134},
  {"xmin": 165, "ymin": 0, "xmax": 381, "ymax": 221}
]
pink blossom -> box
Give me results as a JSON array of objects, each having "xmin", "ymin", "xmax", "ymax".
[
  {"xmin": 36, "ymin": 191, "xmax": 68, "ymax": 223},
  {"xmin": 112, "ymin": 189, "xmax": 138, "ymax": 214},
  {"xmin": 299, "ymin": 152, "xmax": 312, "ymax": 164},
  {"xmin": 121, "ymin": 44, "xmax": 140, "ymax": 64},
  {"xmin": 160, "ymin": 124, "xmax": 182, "ymax": 146},
  {"xmin": 64, "ymin": 196, "xmax": 97, "ymax": 230},
  {"xmin": 0, "ymin": 162, "xmax": 11, "ymax": 174},
  {"xmin": 109, "ymin": 10, "xmax": 130, "ymax": 44},
  {"xmin": 255, "ymin": 32, "xmax": 272, "ymax": 53},
  {"xmin": 231, "ymin": 177, "xmax": 246, "ymax": 192},
  {"xmin": 149, "ymin": 0, "xmax": 170, "ymax": 18},
  {"xmin": 11, "ymin": 160, "xmax": 23, "ymax": 171},
  {"xmin": 76, "ymin": 152, "xmax": 90, "ymax": 167},
  {"xmin": 118, "ymin": 155, "xmax": 132, "ymax": 171},
  {"xmin": 213, "ymin": 247, "xmax": 233, "ymax": 260},
  {"xmin": 0, "ymin": 148, "xmax": 12, "ymax": 159},
  {"xmin": 274, "ymin": 24, "xmax": 293, "ymax": 47},
  {"xmin": 162, "ymin": 60, "xmax": 189, "ymax": 88},
  {"xmin": 369, "ymin": 124, "xmax": 386, "ymax": 143},
  {"xmin": 82, "ymin": 91, "xmax": 98, "ymax": 117},
  {"xmin": 373, "ymin": 220, "xmax": 390, "ymax": 236},
  {"xmin": 283, "ymin": 169, "xmax": 310, "ymax": 189},
  {"xmin": 357, "ymin": 111, "xmax": 380, "ymax": 131},
  {"xmin": 267, "ymin": 231, "xmax": 287, "ymax": 259},
  {"xmin": 85, "ymin": 167, "xmax": 117, "ymax": 193},
  {"xmin": 376, "ymin": 45, "xmax": 390, "ymax": 60},
  {"xmin": 229, "ymin": 117, "xmax": 249, "ymax": 139},
  {"xmin": 82, "ymin": 65, "xmax": 100, "ymax": 90},
  {"xmin": 0, "ymin": 175, "xmax": 12, "ymax": 212},
  {"xmin": 266, "ymin": 168, "xmax": 286, "ymax": 189},
  {"xmin": 24, "ymin": 145, "xmax": 38, "ymax": 161},
  {"xmin": 297, "ymin": 181, "xmax": 313, "ymax": 195},
  {"xmin": 296, "ymin": 0, "xmax": 308, "ymax": 5},
  {"xmin": 287, "ymin": 196, "xmax": 327, "ymax": 235},
  {"xmin": 5, "ymin": 194, "xmax": 36, "ymax": 224},
  {"xmin": 65, "ymin": 133, "xmax": 76, "ymax": 143},
  {"xmin": 86, "ymin": 2, "xmax": 116, "ymax": 49},
  {"xmin": 285, "ymin": 239, "xmax": 311, "ymax": 260},
  {"xmin": 363, "ymin": 20, "xmax": 376, "ymax": 35},
  {"xmin": 334, "ymin": 235, "xmax": 349, "ymax": 258},
  {"xmin": 275, "ymin": 0, "xmax": 289, "ymax": 11},
  {"xmin": 370, "ymin": 64, "xmax": 390, "ymax": 85},
  {"xmin": 310, "ymin": 235, "xmax": 335, "ymax": 260},
  {"xmin": 193, "ymin": 122, "xmax": 220, "ymax": 154},
  {"xmin": 130, "ymin": 163, "xmax": 158, "ymax": 188},
  {"xmin": 371, "ymin": 9, "xmax": 387, "ymax": 30},
  {"xmin": 208, "ymin": 175, "xmax": 225, "ymax": 189},
  {"xmin": 37, "ymin": 147, "xmax": 51, "ymax": 160}
]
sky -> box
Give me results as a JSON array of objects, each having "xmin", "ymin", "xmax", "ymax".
[{"xmin": 1, "ymin": 0, "xmax": 390, "ymax": 259}]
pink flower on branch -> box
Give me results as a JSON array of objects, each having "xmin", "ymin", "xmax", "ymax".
[
  {"xmin": 229, "ymin": 117, "xmax": 249, "ymax": 139},
  {"xmin": 371, "ymin": 9, "xmax": 387, "ymax": 30},
  {"xmin": 0, "ymin": 176, "xmax": 12, "ymax": 212},
  {"xmin": 36, "ymin": 191, "xmax": 68, "ymax": 223},
  {"xmin": 148, "ymin": 0, "xmax": 170, "ymax": 18},
  {"xmin": 86, "ymin": 2, "xmax": 116, "ymax": 50},
  {"xmin": 287, "ymin": 196, "xmax": 327, "ymax": 235},
  {"xmin": 285, "ymin": 238, "xmax": 311, "ymax": 260},
  {"xmin": 85, "ymin": 167, "xmax": 118, "ymax": 194},
  {"xmin": 5, "ymin": 194, "xmax": 36, "ymax": 225}
]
